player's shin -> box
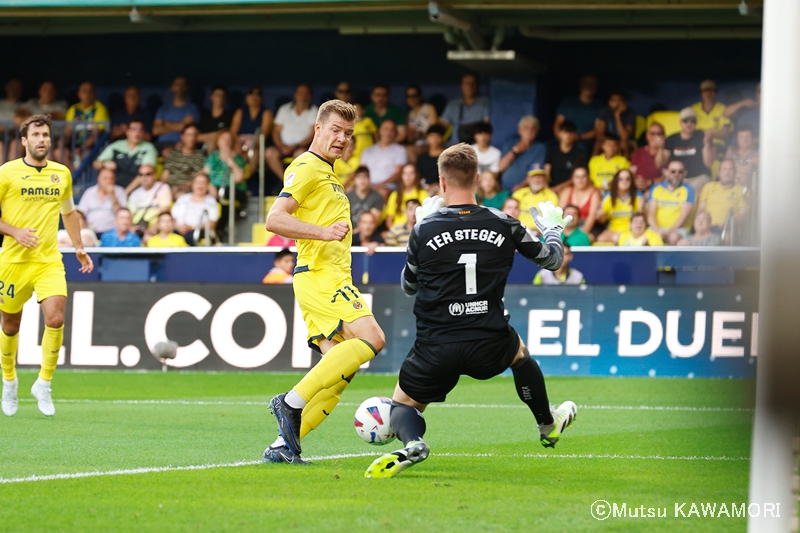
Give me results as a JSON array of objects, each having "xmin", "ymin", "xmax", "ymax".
[
  {"xmin": 511, "ymin": 350, "xmax": 554, "ymax": 426},
  {"xmin": 0, "ymin": 329, "xmax": 19, "ymax": 381},
  {"xmin": 39, "ymin": 325, "xmax": 63, "ymax": 381},
  {"xmin": 389, "ymin": 402, "xmax": 426, "ymax": 445},
  {"xmin": 293, "ymin": 338, "xmax": 376, "ymax": 402},
  {"xmin": 299, "ymin": 375, "xmax": 352, "ymax": 439}
]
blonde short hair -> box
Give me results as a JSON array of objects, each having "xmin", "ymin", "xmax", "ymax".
[
  {"xmin": 317, "ymin": 99, "xmax": 357, "ymax": 124},
  {"xmin": 437, "ymin": 143, "xmax": 478, "ymax": 189}
]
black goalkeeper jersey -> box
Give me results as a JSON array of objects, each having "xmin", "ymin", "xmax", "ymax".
[{"xmin": 402, "ymin": 204, "xmax": 564, "ymax": 343}]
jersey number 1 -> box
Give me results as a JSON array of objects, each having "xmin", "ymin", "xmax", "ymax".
[{"xmin": 457, "ymin": 254, "xmax": 477, "ymax": 295}]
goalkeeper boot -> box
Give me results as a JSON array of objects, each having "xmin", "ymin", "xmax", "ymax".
[
  {"xmin": 365, "ymin": 440, "xmax": 430, "ymax": 479},
  {"xmin": 2, "ymin": 377, "xmax": 18, "ymax": 416},
  {"xmin": 31, "ymin": 378, "xmax": 55, "ymax": 417},
  {"xmin": 262, "ymin": 444, "xmax": 311, "ymax": 466},
  {"xmin": 268, "ymin": 393, "xmax": 302, "ymax": 455},
  {"xmin": 539, "ymin": 400, "xmax": 577, "ymax": 448}
]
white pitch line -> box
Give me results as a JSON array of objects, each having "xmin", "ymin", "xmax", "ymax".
[
  {"xmin": 0, "ymin": 451, "xmax": 749, "ymax": 484},
  {"xmin": 16, "ymin": 398, "xmax": 753, "ymax": 412}
]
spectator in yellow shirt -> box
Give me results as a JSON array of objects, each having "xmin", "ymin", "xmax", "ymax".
[
  {"xmin": 691, "ymin": 79, "xmax": 732, "ymax": 143},
  {"xmin": 697, "ymin": 159, "xmax": 749, "ymax": 230},
  {"xmin": 146, "ymin": 212, "xmax": 188, "ymax": 248},
  {"xmin": 512, "ymin": 165, "xmax": 559, "ymax": 229},
  {"xmin": 588, "ymin": 132, "xmax": 630, "ymax": 192},
  {"xmin": 618, "ymin": 213, "xmax": 664, "ymax": 247}
]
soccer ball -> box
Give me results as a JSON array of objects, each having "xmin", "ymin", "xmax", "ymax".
[{"xmin": 354, "ymin": 396, "xmax": 396, "ymax": 445}]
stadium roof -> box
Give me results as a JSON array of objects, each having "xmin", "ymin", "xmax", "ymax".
[{"xmin": 0, "ymin": 0, "xmax": 763, "ymax": 38}]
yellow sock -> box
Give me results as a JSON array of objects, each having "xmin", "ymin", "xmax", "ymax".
[
  {"xmin": 0, "ymin": 329, "xmax": 18, "ymax": 381},
  {"xmin": 294, "ymin": 338, "xmax": 376, "ymax": 403},
  {"xmin": 300, "ymin": 377, "xmax": 351, "ymax": 439},
  {"xmin": 39, "ymin": 325, "xmax": 63, "ymax": 381}
]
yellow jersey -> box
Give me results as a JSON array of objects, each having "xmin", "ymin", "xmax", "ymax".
[
  {"xmin": 279, "ymin": 151, "xmax": 351, "ymax": 273},
  {"xmin": 648, "ymin": 182, "xmax": 695, "ymax": 229},
  {"xmin": 353, "ymin": 117, "xmax": 377, "ymax": 158},
  {"xmin": 384, "ymin": 188, "xmax": 428, "ymax": 227},
  {"xmin": 618, "ymin": 229, "xmax": 664, "ymax": 246},
  {"xmin": 601, "ymin": 191, "xmax": 643, "ymax": 233},
  {"xmin": 0, "ymin": 158, "xmax": 73, "ymax": 263},
  {"xmin": 512, "ymin": 186, "xmax": 559, "ymax": 229},
  {"xmin": 698, "ymin": 181, "xmax": 748, "ymax": 227},
  {"xmin": 690, "ymin": 101, "xmax": 731, "ymax": 134},
  {"xmin": 146, "ymin": 233, "xmax": 188, "ymax": 248},
  {"xmin": 588, "ymin": 154, "xmax": 630, "ymax": 191}
]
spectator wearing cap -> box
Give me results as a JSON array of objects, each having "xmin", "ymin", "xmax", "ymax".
[
  {"xmin": 416, "ymin": 124, "xmax": 446, "ymax": 188},
  {"xmin": 545, "ymin": 120, "xmax": 587, "ymax": 195},
  {"xmin": 691, "ymin": 80, "xmax": 732, "ymax": 144},
  {"xmin": 440, "ymin": 73, "xmax": 490, "ymax": 145},
  {"xmin": 594, "ymin": 89, "xmax": 636, "ymax": 157},
  {"xmin": 588, "ymin": 132, "xmax": 629, "ymax": 193},
  {"xmin": 499, "ymin": 115, "xmax": 547, "ymax": 191},
  {"xmin": 665, "ymin": 107, "xmax": 716, "ymax": 195},
  {"xmin": 471, "ymin": 122, "xmax": 501, "ymax": 175},
  {"xmin": 511, "ymin": 165, "xmax": 559, "ymax": 230},
  {"xmin": 630, "ymin": 121, "xmax": 670, "ymax": 193}
]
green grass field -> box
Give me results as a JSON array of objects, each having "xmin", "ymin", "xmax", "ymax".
[{"xmin": 0, "ymin": 370, "xmax": 755, "ymax": 532}]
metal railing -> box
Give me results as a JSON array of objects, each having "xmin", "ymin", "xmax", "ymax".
[{"xmin": 0, "ymin": 119, "xmax": 111, "ymax": 195}]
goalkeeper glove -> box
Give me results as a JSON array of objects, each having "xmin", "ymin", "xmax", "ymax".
[
  {"xmin": 414, "ymin": 196, "xmax": 444, "ymax": 228},
  {"xmin": 531, "ymin": 201, "xmax": 572, "ymax": 237}
]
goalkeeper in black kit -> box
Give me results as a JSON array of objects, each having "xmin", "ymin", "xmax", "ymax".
[{"xmin": 365, "ymin": 143, "xmax": 577, "ymax": 479}]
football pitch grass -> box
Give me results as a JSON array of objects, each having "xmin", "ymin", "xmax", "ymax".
[{"xmin": 1, "ymin": 370, "xmax": 755, "ymax": 532}]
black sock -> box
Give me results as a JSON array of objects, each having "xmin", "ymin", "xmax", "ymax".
[
  {"xmin": 390, "ymin": 402, "xmax": 426, "ymax": 445},
  {"xmin": 511, "ymin": 353, "xmax": 553, "ymax": 426}
]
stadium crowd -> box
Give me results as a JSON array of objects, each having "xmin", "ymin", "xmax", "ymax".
[{"xmin": 0, "ymin": 73, "xmax": 759, "ymax": 248}]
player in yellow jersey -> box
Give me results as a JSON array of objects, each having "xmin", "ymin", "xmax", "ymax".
[
  {"xmin": 0, "ymin": 115, "xmax": 94, "ymax": 417},
  {"xmin": 262, "ymin": 100, "xmax": 386, "ymax": 464}
]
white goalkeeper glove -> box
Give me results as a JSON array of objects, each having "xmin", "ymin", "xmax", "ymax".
[
  {"xmin": 531, "ymin": 201, "xmax": 572, "ymax": 237},
  {"xmin": 414, "ymin": 196, "xmax": 444, "ymax": 228}
]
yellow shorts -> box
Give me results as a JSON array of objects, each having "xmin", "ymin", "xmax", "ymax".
[
  {"xmin": 0, "ymin": 261, "xmax": 67, "ymax": 314},
  {"xmin": 293, "ymin": 268, "xmax": 373, "ymax": 349}
]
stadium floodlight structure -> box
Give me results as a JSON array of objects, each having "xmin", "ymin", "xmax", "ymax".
[{"xmin": 748, "ymin": 0, "xmax": 800, "ymax": 531}]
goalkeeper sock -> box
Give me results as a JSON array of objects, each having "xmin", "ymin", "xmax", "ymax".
[
  {"xmin": 293, "ymin": 338, "xmax": 376, "ymax": 403},
  {"xmin": 511, "ymin": 351, "xmax": 554, "ymax": 426},
  {"xmin": 39, "ymin": 326, "xmax": 63, "ymax": 382},
  {"xmin": 0, "ymin": 329, "xmax": 18, "ymax": 382},
  {"xmin": 299, "ymin": 375, "xmax": 353, "ymax": 439},
  {"xmin": 389, "ymin": 402, "xmax": 426, "ymax": 445}
]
